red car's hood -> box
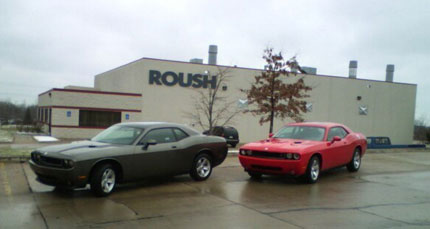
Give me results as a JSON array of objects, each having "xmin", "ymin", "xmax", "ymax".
[{"xmin": 241, "ymin": 138, "xmax": 325, "ymax": 153}]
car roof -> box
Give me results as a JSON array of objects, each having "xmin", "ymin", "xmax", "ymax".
[
  {"xmin": 117, "ymin": 122, "xmax": 200, "ymax": 135},
  {"xmin": 117, "ymin": 122, "xmax": 168, "ymax": 128},
  {"xmin": 287, "ymin": 122, "xmax": 344, "ymax": 128}
]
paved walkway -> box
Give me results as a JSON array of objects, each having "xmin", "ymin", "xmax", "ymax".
[{"xmin": 1, "ymin": 152, "xmax": 430, "ymax": 228}]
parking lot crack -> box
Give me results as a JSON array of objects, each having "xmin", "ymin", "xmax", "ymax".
[
  {"xmin": 20, "ymin": 162, "xmax": 50, "ymax": 229},
  {"xmin": 266, "ymin": 201, "xmax": 430, "ymax": 215},
  {"xmin": 109, "ymin": 198, "xmax": 139, "ymax": 216},
  {"xmin": 87, "ymin": 215, "xmax": 164, "ymax": 227},
  {"xmin": 358, "ymin": 209, "xmax": 430, "ymax": 226}
]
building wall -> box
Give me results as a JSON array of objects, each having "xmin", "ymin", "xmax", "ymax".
[
  {"xmin": 48, "ymin": 90, "xmax": 141, "ymax": 110},
  {"xmin": 95, "ymin": 58, "xmax": 417, "ymax": 144},
  {"xmin": 38, "ymin": 89, "xmax": 142, "ymax": 139}
]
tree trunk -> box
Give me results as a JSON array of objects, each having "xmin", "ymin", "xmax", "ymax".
[
  {"xmin": 269, "ymin": 76, "xmax": 275, "ymax": 134},
  {"xmin": 269, "ymin": 110, "xmax": 274, "ymax": 133}
]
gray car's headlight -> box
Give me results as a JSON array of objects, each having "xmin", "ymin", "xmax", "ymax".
[{"xmin": 63, "ymin": 159, "xmax": 75, "ymax": 168}]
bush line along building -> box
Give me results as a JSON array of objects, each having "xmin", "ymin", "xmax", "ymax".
[{"xmin": 37, "ymin": 46, "xmax": 417, "ymax": 144}]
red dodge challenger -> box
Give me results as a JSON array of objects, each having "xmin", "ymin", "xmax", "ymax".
[{"xmin": 238, "ymin": 122, "xmax": 367, "ymax": 183}]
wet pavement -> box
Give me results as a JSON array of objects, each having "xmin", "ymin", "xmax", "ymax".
[{"xmin": 1, "ymin": 152, "xmax": 430, "ymax": 228}]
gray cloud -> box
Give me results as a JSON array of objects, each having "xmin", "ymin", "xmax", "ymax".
[{"xmin": 0, "ymin": 0, "xmax": 429, "ymax": 118}]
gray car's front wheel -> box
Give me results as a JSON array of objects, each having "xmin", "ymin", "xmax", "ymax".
[
  {"xmin": 190, "ymin": 153, "xmax": 212, "ymax": 181},
  {"xmin": 90, "ymin": 164, "xmax": 116, "ymax": 197}
]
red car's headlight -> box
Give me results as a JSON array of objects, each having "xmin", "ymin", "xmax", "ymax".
[
  {"xmin": 239, "ymin": 149, "xmax": 252, "ymax": 156},
  {"xmin": 285, "ymin": 153, "xmax": 301, "ymax": 160}
]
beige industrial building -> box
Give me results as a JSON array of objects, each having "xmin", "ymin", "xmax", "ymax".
[{"xmin": 37, "ymin": 47, "xmax": 417, "ymax": 144}]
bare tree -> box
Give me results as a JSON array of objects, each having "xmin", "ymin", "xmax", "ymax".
[
  {"xmin": 186, "ymin": 67, "xmax": 241, "ymax": 132},
  {"xmin": 243, "ymin": 48, "xmax": 312, "ymax": 133},
  {"xmin": 414, "ymin": 115, "xmax": 429, "ymax": 142}
]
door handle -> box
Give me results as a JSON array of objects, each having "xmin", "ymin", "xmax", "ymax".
[{"xmin": 172, "ymin": 146, "xmax": 177, "ymax": 149}]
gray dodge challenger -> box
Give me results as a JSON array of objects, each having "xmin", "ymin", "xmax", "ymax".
[{"xmin": 29, "ymin": 122, "xmax": 228, "ymax": 196}]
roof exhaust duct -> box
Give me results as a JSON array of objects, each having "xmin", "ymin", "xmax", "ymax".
[
  {"xmin": 349, "ymin": 60, "xmax": 357, "ymax": 79},
  {"xmin": 208, "ymin": 45, "xmax": 217, "ymax": 65},
  {"xmin": 190, "ymin": 58, "xmax": 203, "ymax": 64},
  {"xmin": 301, "ymin": 66, "xmax": 317, "ymax": 75},
  {"xmin": 386, "ymin": 64, "xmax": 394, "ymax": 82}
]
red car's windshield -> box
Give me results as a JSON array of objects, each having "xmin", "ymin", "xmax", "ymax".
[{"xmin": 274, "ymin": 126, "xmax": 325, "ymax": 141}]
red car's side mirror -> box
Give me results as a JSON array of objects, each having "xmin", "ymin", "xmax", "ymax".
[
  {"xmin": 269, "ymin": 133, "xmax": 274, "ymax": 138},
  {"xmin": 331, "ymin": 136, "xmax": 341, "ymax": 144}
]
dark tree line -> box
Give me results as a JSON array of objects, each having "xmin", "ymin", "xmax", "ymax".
[
  {"xmin": 0, "ymin": 100, "xmax": 37, "ymax": 125},
  {"xmin": 414, "ymin": 118, "xmax": 430, "ymax": 143}
]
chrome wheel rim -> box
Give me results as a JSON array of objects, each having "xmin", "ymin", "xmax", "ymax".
[
  {"xmin": 353, "ymin": 151, "xmax": 361, "ymax": 168},
  {"xmin": 196, "ymin": 157, "xmax": 211, "ymax": 178},
  {"xmin": 101, "ymin": 168, "xmax": 115, "ymax": 193},
  {"xmin": 311, "ymin": 159, "xmax": 319, "ymax": 180}
]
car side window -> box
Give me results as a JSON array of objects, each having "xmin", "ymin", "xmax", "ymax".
[
  {"xmin": 327, "ymin": 127, "xmax": 348, "ymax": 141},
  {"xmin": 212, "ymin": 127, "xmax": 223, "ymax": 136},
  {"xmin": 141, "ymin": 128, "xmax": 176, "ymax": 144},
  {"xmin": 173, "ymin": 128, "xmax": 189, "ymax": 141}
]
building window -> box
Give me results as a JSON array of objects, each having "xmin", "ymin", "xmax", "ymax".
[
  {"xmin": 44, "ymin": 108, "xmax": 48, "ymax": 123},
  {"xmin": 79, "ymin": 110, "xmax": 121, "ymax": 127}
]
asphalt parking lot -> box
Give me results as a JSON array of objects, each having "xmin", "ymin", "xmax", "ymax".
[{"xmin": 1, "ymin": 151, "xmax": 430, "ymax": 228}]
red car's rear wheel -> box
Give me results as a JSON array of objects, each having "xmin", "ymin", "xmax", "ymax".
[{"xmin": 347, "ymin": 148, "xmax": 361, "ymax": 172}]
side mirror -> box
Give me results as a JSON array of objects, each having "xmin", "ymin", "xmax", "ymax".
[
  {"xmin": 330, "ymin": 136, "xmax": 341, "ymax": 144},
  {"xmin": 142, "ymin": 139, "xmax": 157, "ymax": 150},
  {"xmin": 269, "ymin": 133, "xmax": 274, "ymax": 138}
]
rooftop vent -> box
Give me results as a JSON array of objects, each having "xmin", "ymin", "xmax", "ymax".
[
  {"xmin": 386, "ymin": 64, "xmax": 395, "ymax": 82},
  {"xmin": 301, "ymin": 66, "xmax": 317, "ymax": 75},
  {"xmin": 208, "ymin": 45, "xmax": 217, "ymax": 65},
  {"xmin": 190, "ymin": 58, "xmax": 203, "ymax": 64},
  {"xmin": 349, "ymin": 60, "xmax": 358, "ymax": 78}
]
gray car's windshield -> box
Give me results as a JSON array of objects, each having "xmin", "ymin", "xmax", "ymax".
[
  {"xmin": 274, "ymin": 126, "xmax": 325, "ymax": 141},
  {"xmin": 92, "ymin": 125, "xmax": 144, "ymax": 145}
]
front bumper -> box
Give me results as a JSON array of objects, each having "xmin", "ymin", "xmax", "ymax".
[
  {"xmin": 238, "ymin": 155, "xmax": 307, "ymax": 176},
  {"xmin": 28, "ymin": 160, "xmax": 87, "ymax": 188}
]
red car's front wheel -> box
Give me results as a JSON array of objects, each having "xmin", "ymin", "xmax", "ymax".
[{"xmin": 303, "ymin": 155, "xmax": 320, "ymax": 184}]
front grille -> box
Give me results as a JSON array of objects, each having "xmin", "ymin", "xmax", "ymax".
[
  {"xmin": 251, "ymin": 165, "xmax": 282, "ymax": 171},
  {"xmin": 31, "ymin": 151, "xmax": 64, "ymax": 168},
  {"xmin": 250, "ymin": 151, "xmax": 286, "ymax": 159},
  {"xmin": 40, "ymin": 156, "xmax": 63, "ymax": 167}
]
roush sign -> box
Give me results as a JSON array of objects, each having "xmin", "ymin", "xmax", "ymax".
[{"xmin": 149, "ymin": 70, "xmax": 217, "ymax": 89}]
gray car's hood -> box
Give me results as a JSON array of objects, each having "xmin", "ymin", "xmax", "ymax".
[{"xmin": 36, "ymin": 140, "xmax": 121, "ymax": 158}]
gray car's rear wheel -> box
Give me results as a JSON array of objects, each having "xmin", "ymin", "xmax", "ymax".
[
  {"xmin": 190, "ymin": 153, "xmax": 212, "ymax": 181},
  {"xmin": 91, "ymin": 163, "xmax": 116, "ymax": 197}
]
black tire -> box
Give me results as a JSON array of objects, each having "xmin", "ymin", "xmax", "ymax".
[
  {"xmin": 347, "ymin": 148, "xmax": 361, "ymax": 172},
  {"xmin": 190, "ymin": 153, "xmax": 212, "ymax": 181},
  {"xmin": 90, "ymin": 163, "xmax": 116, "ymax": 197},
  {"xmin": 248, "ymin": 171, "xmax": 262, "ymax": 179},
  {"xmin": 303, "ymin": 155, "xmax": 320, "ymax": 184},
  {"xmin": 230, "ymin": 143, "xmax": 237, "ymax": 148}
]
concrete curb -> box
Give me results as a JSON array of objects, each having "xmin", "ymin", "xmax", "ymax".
[{"xmin": 0, "ymin": 156, "xmax": 29, "ymax": 162}]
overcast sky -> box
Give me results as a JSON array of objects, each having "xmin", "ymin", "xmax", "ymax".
[{"xmin": 1, "ymin": 0, "xmax": 429, "ymax": 120}]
